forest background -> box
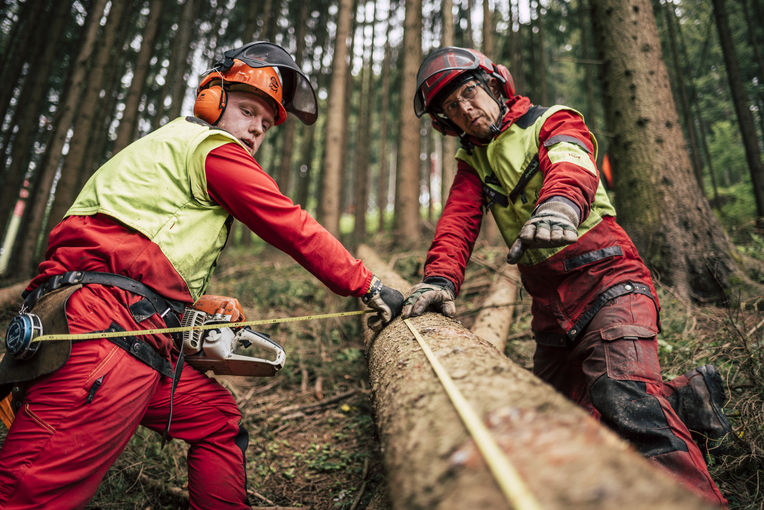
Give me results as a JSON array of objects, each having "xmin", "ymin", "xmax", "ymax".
[{"xmin": 0, "ymin": 0, "xmax": 763, "ymax": 508}]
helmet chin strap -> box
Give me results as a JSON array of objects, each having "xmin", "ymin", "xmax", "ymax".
[{"xmin": 475, "ymin": 76, "xmax": 506, "ymax": 138}]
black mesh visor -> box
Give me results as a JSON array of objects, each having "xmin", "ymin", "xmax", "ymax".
[{"xmin": 217, "ymin": 41, "xmax": 318, "ymax": 125}]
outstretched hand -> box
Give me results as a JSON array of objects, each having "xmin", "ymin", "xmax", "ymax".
[
  {"xmin": 507, "ymin": 198, "xmax": 580, "ymax": 264},
  {"xmin": 400, "ymin": 277, "xmax": 456, "ymax": 319}
]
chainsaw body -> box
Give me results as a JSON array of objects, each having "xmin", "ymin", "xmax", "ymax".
[{"xmin": 181, "ymin": 295, "xmax": 285, "ymax": 377}]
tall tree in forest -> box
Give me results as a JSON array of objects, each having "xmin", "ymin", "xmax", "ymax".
[
  {"xmin": 589, "ymin": 0, "xmax": 744, "ymax": 301},
  {"xmin": 576, "ymin": 0, "xmax": 597, "ymax": 132},
  {"xmin": 662, "ymin": 1, "xmax": 705, "ymax": 192},
  {"xmin": 482, "ymin": 0, "xmax": 493, "ymax": 55},
  {"xmin": 353, "ymin": 1, "xmax": 377, "ymax": 246},
  {"xmin": 531, "ymin": 1, "xmax": 548, "ymax": 104},
  {"xmin": 507, "ymin": 0, "xmax": 525, "ymax": 94},
  {"xmin": 340, "ymin": 0, "xmax": 360, "ymax": 216},
  {"xmin": 711, "ymin": 0, "xmax": 764, "ymax": 227},
  {"xmin": 376, "ymin": 8, "xmax": 394, "ymax": 233},
  {"xmin": 318, "ymin": 0, "xmax": 353, "ymax": 236},
  {"xmin": 440, "ymin": 0, "xmax": 457, "ymax": 199},
  {"xmin": 160, "ymin": 0, "xmax": 197, "ymax": 122},
  {"xmin": 11, "ymin": 0, "xmax": 109, "ymax": 277},
  {"xmin": 0, "ymin": 0, "xmax": 68, "ymax": 251},
  {"xmin": 394, "ymin": 0, "xmax": 423, "ymax": 245},
  {"xmin": 0, "ymin": 0, "xmax": 44, "ymax": 136},
  {"xmin": 276, "ymin": 1, "xmax": 309, "ymax": 196},
  {"xmin": 48, "ymin": 0, "xmax": 132, "ymax": 227},
  {"xmin": 112, "ymin": 0, "xmax": 164, "ymax": 153}
]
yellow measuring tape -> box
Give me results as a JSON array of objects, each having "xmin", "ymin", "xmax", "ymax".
[
  {"xmin": 31, "ymin": 309, "xmax": 372, "ymax": 343},
  {"xmin": 403, "ymin": 318, "xmax": 542, "ymax": 510}
]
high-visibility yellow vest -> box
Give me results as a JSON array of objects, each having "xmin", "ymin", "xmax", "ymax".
[
  {"xmin": 456, "ymin": 105, "xmax": 616, "ymax": 265},
  {"xmin": 67, "ymin": 117, "xmax": 249, "ymax": 300}
]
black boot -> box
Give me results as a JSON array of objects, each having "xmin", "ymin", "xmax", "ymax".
[{"xmin": 667, "ymin": 365, "xmax": 733, "ymax": 450}]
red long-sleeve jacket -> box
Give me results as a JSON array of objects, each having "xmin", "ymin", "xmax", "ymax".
[
  {"xmin": 425, "ymin": 96, "xmax": 658, "ymax": 338},
  {"xmin": 28, "ymin": 142, "xmax": 372, "ymax": 354}
]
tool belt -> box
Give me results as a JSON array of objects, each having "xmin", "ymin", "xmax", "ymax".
[
  {"xmin": 2, "ymin": 272, "xmax": 184, "ymax": 401},
  {"xmin": 534, "ymin": 281, "xmax": 657, "ymax": 348}
]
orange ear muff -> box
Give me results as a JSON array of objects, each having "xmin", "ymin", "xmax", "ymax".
[{"xmin": 193, "ymin": 85, "xmax": 227, "ymax": 124}]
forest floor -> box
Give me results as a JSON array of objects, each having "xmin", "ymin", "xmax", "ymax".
[{"xmin": 0, "ymin": 237, "xmax": 762, "ymax": 509}]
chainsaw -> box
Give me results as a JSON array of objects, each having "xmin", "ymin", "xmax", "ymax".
[{"xmin": 181, "ymin": 295, "xmax": 286, "ymax": 377}]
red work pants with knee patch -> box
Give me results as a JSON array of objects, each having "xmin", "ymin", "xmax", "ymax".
[
  {"xmin": 0, "ymin": 337, "xmax": 249, "ymax": 510},
  {"xmin": 533, "ymin": 293, "xmax": 726, "ymax": 507}
]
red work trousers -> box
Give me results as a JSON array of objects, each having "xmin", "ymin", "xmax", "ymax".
[
  {"xmin": 0, "ymin": 338, "xmax": 249, "ymax": 509},
  {"xmin": 533, "ymin": 293, "xmax": 726, "ymax": 507}
]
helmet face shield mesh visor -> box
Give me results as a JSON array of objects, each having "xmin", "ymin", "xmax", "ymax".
[
  {"xmin": 414, "ymin": 47, "xmax": 482, "ymax": 117},
  {"xmin": 221, "ymin": 42, "xmax": 318, "ymax": 125}
]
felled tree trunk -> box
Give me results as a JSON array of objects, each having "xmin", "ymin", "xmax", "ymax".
[
  {"xmin": 357, "ymin": 244, "xmax": 713, "ymax": 510},
  {"xmin": 470, "ymin": 263, "xmax": 519, "ymax": 352}
]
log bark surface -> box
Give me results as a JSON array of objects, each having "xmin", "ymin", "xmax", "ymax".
[{"xmin": 358, "ymin": 244, "xmax": 713, "ymax": 510}]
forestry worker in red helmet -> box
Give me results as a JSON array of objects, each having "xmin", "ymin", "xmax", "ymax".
[
  {"xmin": 0, "ymin": 42, "xmax": 403, "ymax": 509},
  {"xmin": 405, "ymin": 46, "xmax": 730, "ymax": 507}
]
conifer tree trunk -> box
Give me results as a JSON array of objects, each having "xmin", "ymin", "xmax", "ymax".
[
  {"xmin": 276, "ymin": 3, "xmax": 308, "ymax": 197},
  {"xmin": 0, "ymin": 0, "xmax": 45, "ymax": 135},
  {"xmin": 318, "ymin": 0, "xmax": 353, "ymax": 235},
  {"xmin": 11, "ymin": 0, "xmax": 108, "ymax": 276},
  {"xmin": 711, "ymin": 0, "xmax": 764, "ymax": 227},
  {"xmin": 393, "ymin": 0, "xmax": 422, "ymax": 246},
  {"xmin": 482, "ymin": 0, "xmax": 493, "ymax": 55},
  {"xmin": 376, "ymin": 10, "xmax": 394, "ymax": 233},
  {"xmin": 577, "ymin": 0, "xmax": 597, "ymax": 133},
  {"xmin": 353, "ymin": 1, "xmax": 377, "ymax": 247},
  {"xmin": 440, "ymin": 0, "xmax": 457, "ymax": 198},
  {"xmin": 0, "ymin": 0, "xmax": 67, "ymax": 259},
  {"xmin": 112, "ymin": 0, "xmax": 164, "ymax": 154},
  {"xmin": 340, "ymin": 0, "xmax": 360, "ymax": 218},
  {"xmin": 589, "ymin": 0, "xmax": 745, "ymax": 301},
  {"xmin": 162, "ymin": 0, "xmax": 197, "ymax": 122},
  {"xmin": 48, "ymin": 0, "xmax": 129, "ymax": 226},
  {"xmin": 662, "ymin": 2, "xmax": 705, "ymax": 192},
  {"xmin": 507, "ymin": 0, "xmax": 525, "ymax": 94}
]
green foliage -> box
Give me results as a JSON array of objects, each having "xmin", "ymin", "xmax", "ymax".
[{"xmin": 707, "ymin": 120, "xmax": 749, "ymax": 186}]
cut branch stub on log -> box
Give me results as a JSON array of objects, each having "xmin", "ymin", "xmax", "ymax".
[{"xmin": 357, "ymin": 244, "xmax": 714, "ymax": 510}]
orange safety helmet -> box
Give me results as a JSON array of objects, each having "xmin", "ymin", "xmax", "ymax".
[
  {"xmin": 195, "ymin": 62, "xmax": 286, "ymax": 125},
  {"xmin": 194, "ymin": 41, "xmax": 318, "ymax": 126},
  {"xmin": 414, "ymin": 47, "xmax": 515, "ymax": 136}
]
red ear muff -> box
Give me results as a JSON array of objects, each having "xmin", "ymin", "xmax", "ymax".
[{"xmin": 193, "ymin": 85, "xmax": 227, "ymax": 124}]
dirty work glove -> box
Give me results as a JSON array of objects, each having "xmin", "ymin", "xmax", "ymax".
[
  {"xmin": 400, "ymin": 276, "xmax": 457, "ymax": 319},
  {"xmin": 507, "ymin": 197, "xmax": 581, "ymax": 264},
  {"xmin": 362, "ymin": 276, "xmax": 404, "ymax": 332}
]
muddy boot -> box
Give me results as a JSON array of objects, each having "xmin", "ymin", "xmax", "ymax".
[{"xmin": 667, "ymin": 365, "xmax": 733, "ymax": 451}]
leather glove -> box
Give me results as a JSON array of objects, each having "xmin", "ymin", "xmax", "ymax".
[
  {"xmin": 400, "ymin": 276, "xmax": 457, "ymax": 319},
  {"xmin": 507, "ymin": 197, "xmax": 581, "ymax": 264},
  {"xmin": 362, "ymin": 276, "xmax": 404, "ymax": 332}
]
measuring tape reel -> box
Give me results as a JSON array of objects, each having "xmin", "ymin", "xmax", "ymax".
[{"xmin": 5, "ymin": 313, "xmax": 44, "ymax": 360}]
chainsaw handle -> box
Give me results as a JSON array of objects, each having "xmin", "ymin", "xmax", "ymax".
[{"xmin": 235, "ymin": 327, "xmax": 286, "ymax": 367}]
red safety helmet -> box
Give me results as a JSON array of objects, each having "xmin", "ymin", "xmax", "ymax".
[
  {"xmin": 194, "ymin": 41, "xmax": 318, "ymax": 126},
  {"xmin": 413, "ymin": 47, "xmax": 515, "ymax": 136}
]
